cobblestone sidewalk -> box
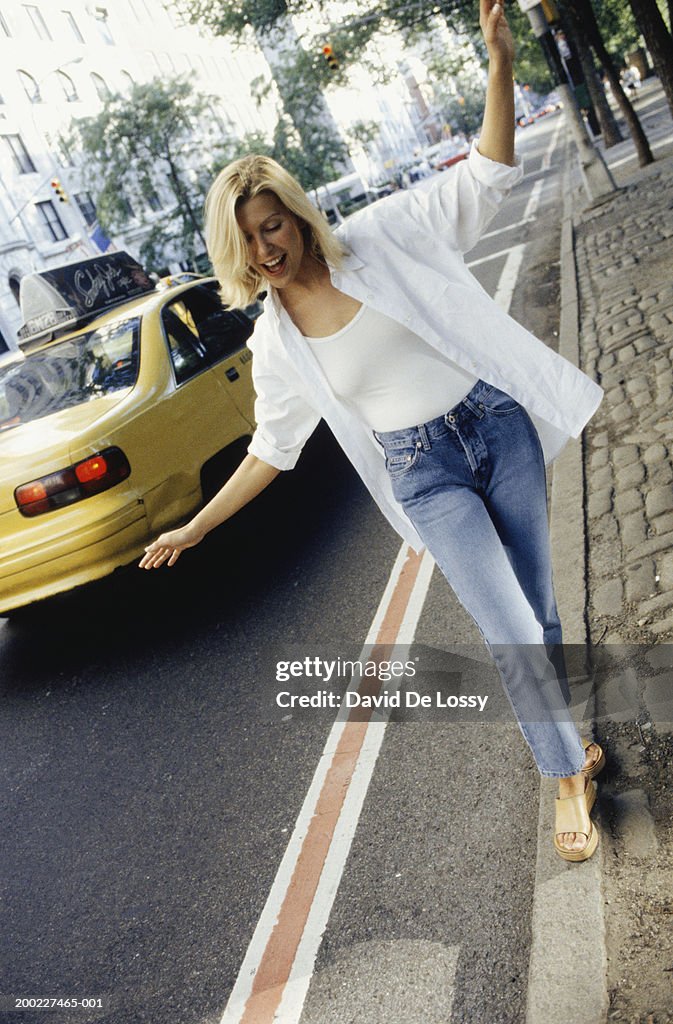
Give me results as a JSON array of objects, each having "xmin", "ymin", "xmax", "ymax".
[
  {"xmin": 570, "ymin": 85, "xmax": 673, "ymax": 1024},
  {"xmin": 576, "ymin": 156, "xmax": 673, "ymax": 643}
]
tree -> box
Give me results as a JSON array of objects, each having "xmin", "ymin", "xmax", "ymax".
[
  {"xmin": 628, "ymin": 0, "xmax": 673, "ymax": 117},
  {"xmin": 560, "ymin": 6, "xmax": 623, "ymax": 146},
  {"xmin": 593, "ymin": 0, "xmax": 641, "ymax": 56},
  {"xmin": 70, "ymin": 77, "xmax": 222, "ymax": 270},
  {"xmin": 562, "ymin": 0, "xmax": 653, "ymax": 165},
  {"xmin": 175, "ymin": 0, "xmax": 350, "ymax": 174}
]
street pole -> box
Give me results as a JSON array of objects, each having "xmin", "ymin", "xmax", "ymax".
[{"xmin": 517, "ymin": 1, "xmax": 616, "ymax": 201}]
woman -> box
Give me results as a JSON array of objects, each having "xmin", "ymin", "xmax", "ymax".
[{"xmin": 140, "ymin": 0, "xmax": 605, "ymax": 861}]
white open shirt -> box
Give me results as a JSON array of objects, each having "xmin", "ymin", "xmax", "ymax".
[{"xmin": 246, "ymin": 140, "xmax": 604, "ymax": 553}]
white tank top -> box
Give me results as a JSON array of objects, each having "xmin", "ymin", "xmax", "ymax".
[{"xmin": 304, "ymin": 304, "xmax": 478, "ymax": 432}]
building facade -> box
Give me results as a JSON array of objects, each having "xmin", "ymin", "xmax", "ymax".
[
  {"xmin": 0, "ymin": 0, "xmax": 475, "ymax": 355},
  {"xmin": 0, "ymin": 0, "xmax": 277, "ymax": 352}
]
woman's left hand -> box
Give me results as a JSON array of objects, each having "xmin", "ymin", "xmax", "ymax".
[{"xmin": 480, "ymin": 0, "xmax": 516, "ymax": 66}]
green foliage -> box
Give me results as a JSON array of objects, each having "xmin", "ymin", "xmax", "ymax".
[
  {"xmin": 174, "ymin": 0, "xmax": 291, "ymax": 35},
  {"xmin": 346, "ymin": 119, "xmax": 381, "ymax": 147},
  {"xmin": 212, "ymin": 116, "xmax": 346, "ymax": 193},
  {"xmin": 593, "ymin": 0, "xmax": 642, "ymax": 60},
  {"xmin": 506, "ymin": 3, "xmax": 555, "ymax": 94},
  {"xmin": 69, "ymin": 76, "xmax": 222, "ymax": 271}
]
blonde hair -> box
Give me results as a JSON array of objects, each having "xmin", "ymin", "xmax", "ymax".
[{"xmin": 204, "ymin": 154, "xmax": 347, "ymax": 309}]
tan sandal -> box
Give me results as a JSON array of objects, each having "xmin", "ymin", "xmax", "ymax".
[
  {"xmin": 581, "ymin": 737, "xmax": 606, "ymax": 780},
  {"xmin": 554, "ymin": 779, "xmax": 599, "ymax": 862}
]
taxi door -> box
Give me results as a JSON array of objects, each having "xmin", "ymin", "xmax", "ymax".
[{"xmin": 169, "ymin": 283, "xmax": 256, "ymax": 426}]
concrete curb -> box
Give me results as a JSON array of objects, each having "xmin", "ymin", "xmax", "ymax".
[{"xmin": 525, "ymin": 131, "xmax": 608, "ymax": 1024}]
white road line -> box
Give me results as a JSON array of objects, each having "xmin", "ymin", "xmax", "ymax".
[
  {"xmin": 493, "ymin": 243, "xmax": 527, "ymax": 312},
  {"xmin": 218, "ymin": 546, "xmax": 436, "ymax": 1024},
  {"xmin": 542, "ymin": 117, "xmax": 564, "ymax": 170},
  {"xmin": 467, "ymin": 242, "xmax": 519, "ymax": 269},
  {"xmin": 607, "ymin": 129, "xmax": 673, "ymax": 169},
  {"xmin": 275, "ymin": 561, "xmax": 437, "ymax": 1023},
  {"xmin": 480, "ymin": 216, "xmax": 534, "ymax": 242},
  {"xmin": 523, "ymin": 178, "xmax": 544, "ymax": 221}
]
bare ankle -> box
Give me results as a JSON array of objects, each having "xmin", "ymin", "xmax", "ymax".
[{"xmin": 559, "ymin": 773, "xmax": 584, "ymax": 798}]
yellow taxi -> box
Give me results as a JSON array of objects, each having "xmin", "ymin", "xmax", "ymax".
[{"xmin": 0, "ymin": 252, "xmax": 258, "ymax": 616}]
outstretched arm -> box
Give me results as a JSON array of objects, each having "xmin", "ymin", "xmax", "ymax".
[
  {"xmin": 478, "ymin": 0, "xmax": 516, "ymax": 167},
  {"xmin": 139, "ymin": 454, "xmax": 280, "ymax": 569}
]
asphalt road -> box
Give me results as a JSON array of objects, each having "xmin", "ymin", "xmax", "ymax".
[{"xmin": 0, "ymin": 112, "xmax": 568, "ymax": 1024}]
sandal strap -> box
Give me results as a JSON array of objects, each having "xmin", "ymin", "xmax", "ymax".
[{"xmin": 555, "ymin": 793, "xmax": 591, "ymax": 837}]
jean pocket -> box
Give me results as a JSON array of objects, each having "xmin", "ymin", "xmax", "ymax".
[
  {"xmin": 384, "ymin": 443, "xmax": 421, "ymax": 478},
  {"xmin": 479, "ymin": 386, "xmax": 521, "ymax": 416}
]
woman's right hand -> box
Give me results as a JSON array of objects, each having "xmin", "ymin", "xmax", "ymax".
[{"xmin": 138, "ymin": 521, "xmax": 205, "ymax": 570}]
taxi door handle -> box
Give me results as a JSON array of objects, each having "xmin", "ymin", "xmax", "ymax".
[{"xmin": 225, "ymin": 367, "xmax": 239, "ymax": 382}]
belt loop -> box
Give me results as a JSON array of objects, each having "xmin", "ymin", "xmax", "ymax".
[
  {"xmin": 418, "ymin": 423, "xmax": 431, "ymax": 450},
  {"xmin": 463, "ymin": 396, "xmax": 485, "ymax": 419}
]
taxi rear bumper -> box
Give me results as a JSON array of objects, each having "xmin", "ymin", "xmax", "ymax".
[{"xmin": 0, "ymin": 498, "xmax": 149, "ymax": 615}]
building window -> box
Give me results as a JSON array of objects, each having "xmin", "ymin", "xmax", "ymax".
[
  {"xmin": 3, "ymin": 134, "xmax": 37, "ymax": 174},
  {"xmin": 17, "ymin": 69, "xmax": 41, "ymax": 103},
  {"xmin": 61, "ymin": 9, "xmax": 84, "ymax": 42},
  {"xmin": 157, "ymin": 52, "xmax": 175, "ymax": 75},
  {"xmin": 90, "ymin": 73, "xmax": 111, "ymax": 101},
  {"xmin": 118, "ymin": 196, "xmax": 135, "ymax": 222},
  {"xmin": 34, "ymin": 202, "xmax": 67, "ymax": 244},
  {"xmin": 0, "ymin": 326, "xmax": 8, "ymax": 353},
  {"xmin": 91, "ymin": 7, "xmax": 114, "ymax": 45},
  {"xmin": 145, "ymin": 51, "xmax": 162, "ymax": 74},
  {"xmin": 74, "ymin": 191, "xmax": 96, "ymax": 226},
  {"xmin": 146, "ymin": 189, "xmax": 162, "ymax": 212},
  {"xmin": 56, "ymin": 70, "xmax": 78, "ymax": 102},
  {"xmin": 53, "ymin": 133, "xmax": 75, "ymax": 167},
  {"xmin": 35, "ymin": 200, "xmax": 68, "ymax": 242},
  {"xmin": 9, "ymin": 274, "xmax": 21, "ymax": 305},
  {"xmin": 172, "ymin": 53, "xmax": 190, "ymax": 74},
  {"xmin": 23, "ymin": 4, "xmax": 52, "ymax": 40},
  {"xmin": 0, "ymin": 8, "xmax": 11, "ymax": 36}
]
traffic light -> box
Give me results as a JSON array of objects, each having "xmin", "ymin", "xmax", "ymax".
[
  {"xmin": 50, "ymin": 178, "xmax": 69, "ymax": 203},
  {"xmin": 322, "ymin": 44, "xmax": 339, "ymax": 71}
]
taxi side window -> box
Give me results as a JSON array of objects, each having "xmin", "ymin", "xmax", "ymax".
[
  {"xmin": 161, "ymin": 304, "xmax": 204, "ymax": 384},
  {"xmin": 161, "ymin": 284, "xmax": 253, "ymax": 385}
]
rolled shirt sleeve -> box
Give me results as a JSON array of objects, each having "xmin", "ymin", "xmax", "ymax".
[
  {"xmin": 246, "ymin": 329, "xmax": 321, "ymax": 471},
  {"xmin": 410, "ymin": 138, "xmax": 524, "ymax": 254}
]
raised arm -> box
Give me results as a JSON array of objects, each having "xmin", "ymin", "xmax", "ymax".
[{"xmin": 477, "ymin": 0, "xmax": 516, "ymax": 167}]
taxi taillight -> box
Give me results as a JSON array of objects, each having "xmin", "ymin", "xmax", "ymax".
[{"xmin": 15, "ymin": 447, "xmax": 131, "ymax": 517}]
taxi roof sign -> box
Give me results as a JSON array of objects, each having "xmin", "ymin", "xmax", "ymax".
[{"xmin": 18, "ymin": 252, "xmax": 155, "ymax": 347}]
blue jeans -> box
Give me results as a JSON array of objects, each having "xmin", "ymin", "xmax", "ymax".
[{"xmin": 374, "ymin": 379, "xmax": 585, "ymax": 778}]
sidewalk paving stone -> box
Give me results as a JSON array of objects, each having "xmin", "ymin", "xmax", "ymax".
[{"xmin": 562, "ymin": 78, "xmax": 673, "ymax": 1023}]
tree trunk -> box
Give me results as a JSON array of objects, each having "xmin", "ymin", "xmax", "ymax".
[
  {"xmin": 165, "ymin": 152, "xmax": 207, "ymax": 251},
  {"xmin": 562, "ymin": 9, "xmax": 623, "ymax": 145},
  {"xmin": 628, "ymin": 0, "xmax": 673, "ymax": 118},
  {"xmin": 568, "ymin": 0, "xmax": 654, "ymax": 166}
]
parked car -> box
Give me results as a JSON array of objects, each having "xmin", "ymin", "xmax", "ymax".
[
  {"xmin": 434, "ymin": 143, "xmax": 470, "ymax": 171},
  {"xmin": 0, "ymin": 252, "xmax": 258, "ymax": 616}
]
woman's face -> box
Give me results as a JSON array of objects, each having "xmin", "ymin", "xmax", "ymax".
[{"xmin": 236, "ymin": 191, "xmax": 306, "ymax": 289}]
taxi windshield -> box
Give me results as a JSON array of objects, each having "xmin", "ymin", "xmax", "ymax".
[{"xmin": 0, "ymin": 317, "xmax": 140, "ymax": 433}]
